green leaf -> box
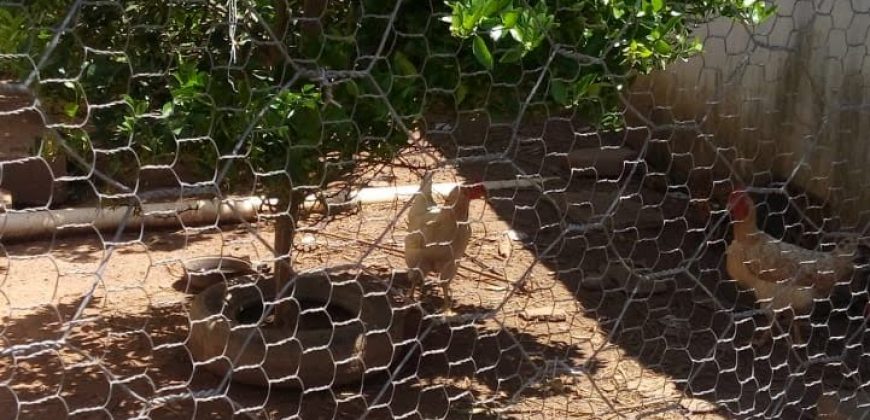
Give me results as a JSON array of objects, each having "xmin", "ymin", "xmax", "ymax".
[
  {"xmin": 751, "ymin": 3, "xmax": 776, "ymax": 24},
  {"xmin": 501, "ymin": 10, "xmax": 519, "ymax": 28},
  {"xmin": 586, "ymin": 82, "xmax": 602, "ymax": 97},
  {"xmin": 490, "ymin": 25, "xmax": 505, "ymax": 41},
  {"xmin": 481, "ymin": 0, "xmax": 505, "ymax": 17},
  {"xmin": 651, "ymin": 0, "xmax": 663, "ymax": 13},
  {"xmin": 654, "ymin": 39, "xmax": 671, "ymax": 54},
  {"xmin": 500, "ymin": 47, "xmax": 523, "ymax": 63},
  {"xmin": 161, "ymin": 101, "xmax": 174, "ymax": 118},
  {"xmin": 462, "ymin": 9, "xmax": 477, "ymax": 31},
  {"xmin": 345, "ymin": 80, "xmax": 360, "ymax": 97},
  {"xmin": 508, "ymin": 27, "xmax": 524, "ymax": 43},
  {"xmin": 456, "ymin": 83, "xmax": 468, "ymax": 104},
  {"xmin": 662, "ymin": 15, "xmax": 681, "ymax": 35},
  {"xmin": 134, "ymin": 99, "xmax": 148, "ymax": 116},
  {"xmin": 392, "ymin": 51, "xmax": 418, "ymax": 76},
  {"xmin": 63, "ymin": 102, "xmax": 79, "ymax": 118},
  {"xmin": 549, "ymin": 80, "xmax": 569, "ymax": 105},
  {"xmin": 472, "ymin": 35, "xmax": 493, "ymax": 70},
  {"xmin": 612, "ymin": 6, "xmax": 625, "ymax": 19},
  {"xmin": 575, "ymin": 73, "xmax": 596, "ymax": 96}
]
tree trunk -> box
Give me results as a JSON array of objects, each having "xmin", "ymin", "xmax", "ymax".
[
  {"xmin": 265, "ymin": 0, "xmax": 327, "ymax": 70},
  {"xmin": 299, "ymin": 0, "xmax": 327, "ymax": 57},
  {"xmin": 302, "ymin": 0, "xmax": 327, "ymax": 36},
  {"xmin": 264, "ymin": 0, "xmax": 290, "ymax": 68},
  {"xmin": 273, "ymin": 195, "xmax": 298, "ymax": 328}
]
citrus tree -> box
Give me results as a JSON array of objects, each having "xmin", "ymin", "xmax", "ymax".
[{"xmin": 1, "ymin": 0, "xmax": 773, "ymax": 320}]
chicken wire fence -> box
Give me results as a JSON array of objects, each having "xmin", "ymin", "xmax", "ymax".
[{"xmin": 1, "ymin": 0, "xmax": 870, "ymax": 418}]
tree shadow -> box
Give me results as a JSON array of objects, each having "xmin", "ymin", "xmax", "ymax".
[
  {"xmin": 430, "ymin": 112, "xmax": 870, "ymax": 418},
  {"xmin": 1, "ymin": 226, "xmax": 225, "ymax": 266},
  {"xmin": 0, "ymin": 269, "xmax": 599, "ymax": 419},
  {"xmin": 4, "ymin": 111, "xmax": 868, "ymax": 418}
]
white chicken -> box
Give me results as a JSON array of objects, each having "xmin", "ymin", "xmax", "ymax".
[
  {"xmin": 725, "ymin": 186, "xmax": 857, "ymax": 346},
  {"xmin": 404, "ymin": 173, "xmax": 486, "ymax": 313}
]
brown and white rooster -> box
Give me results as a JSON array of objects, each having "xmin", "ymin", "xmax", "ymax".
[
  {"xmin": 404, "ymin": 173, "xmax": 486, "ymax": 313},
  {"xmin": 725, "ymin": 186, "xmax": 858, "ymax": 345}
]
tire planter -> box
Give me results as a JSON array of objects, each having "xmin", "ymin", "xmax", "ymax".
[
  {"xmin": 187, "ymin": 271, "xmax": 410, "ymax": 389},
  {"xmin": 181, "ymin": 256, "xmax": 259, "ymax": 292}
]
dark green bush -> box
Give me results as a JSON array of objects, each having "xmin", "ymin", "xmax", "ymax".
[{"xmin": 0, "ymin": 0, "xmax": 773, "ymax": 261}]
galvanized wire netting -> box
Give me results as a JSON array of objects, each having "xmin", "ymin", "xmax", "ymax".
[{"xmin": 0, "ymin": 0, "xmax": 869, "ymax": 418}]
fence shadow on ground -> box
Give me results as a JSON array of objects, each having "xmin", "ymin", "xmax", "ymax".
[
  {"xmin": 0, "ymin": 267, "xmax": 602, "ymax": 418},
  {"xmin": 3, "ymin": 113, "xmax": 869, "ymax": 418},
  {"xmin": 434, "ymin": 113, "xmax": 870, "ymax": 418}
]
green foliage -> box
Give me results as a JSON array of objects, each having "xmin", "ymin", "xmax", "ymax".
[
  {"xmin": 0, "ymin": 7, "xmax": 28, "ymax": 55},
  {"xmin": 445, "ymin": 0, "xmax": 775, "ymax": 127},
  {"xmin": 1, "ymin": 0, "xmax": 774, "ymax": 200},
  {"xmin": 448, "ymin": 0, "xmax": 553, "ymax": 62}
]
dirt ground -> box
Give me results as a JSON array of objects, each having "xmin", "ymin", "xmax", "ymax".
[
  {"xmin": 0, "ymin": 199, "xmax": 711, "ymax": 420},
  {"xmin": 0, "ymin": 114, "xmax": 868, "ymax": 419}
]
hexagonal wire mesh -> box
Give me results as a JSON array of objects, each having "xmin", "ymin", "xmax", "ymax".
[{"xmin": 0, "ymin": 0, "xmax": 869, "ymax": 418}]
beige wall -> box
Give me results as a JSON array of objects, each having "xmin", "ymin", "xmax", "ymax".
[{"xmin": 627, "ymin": 0, "xmax": 870, "ymax": 227}]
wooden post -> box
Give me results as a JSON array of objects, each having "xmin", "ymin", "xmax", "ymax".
[
  {"xmin": 266, "ymin": 0, "xmax": 290, "ymax": 67},
  {"xmin": 273, "ymin": 194, "xmax": 297, "ymax": 328},
  {"xmin": 302, "ymin": 0, "xmax": 327, "ymax": 35}
]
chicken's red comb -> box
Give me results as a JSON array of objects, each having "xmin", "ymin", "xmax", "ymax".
[
  {"xmin": 726, "ymin": 183, "xmax": 752, "ymax": 212},
  {"xmin": 462, "ymin": 180, "xmax": 487, "ymax": 199}
]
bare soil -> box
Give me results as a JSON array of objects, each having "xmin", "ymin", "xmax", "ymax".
[{"xmin": 0, "ymin": 113, "xmax": 867, "ymax": 419}]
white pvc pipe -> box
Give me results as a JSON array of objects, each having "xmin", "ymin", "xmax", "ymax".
[
  {"xmin": 0, "ymin": 177, "xmax": 556, "ymax": 240},
  {"xmin": 0, "ymin": 197, "xmax": 265, "ymax": 240},
  {"xmin": 360, "ymin": 178, "xmax": 557, "ymax": 201},
  {"xmin": 301, "ymin": 177, "xmax": 558, "ymax": 211}
]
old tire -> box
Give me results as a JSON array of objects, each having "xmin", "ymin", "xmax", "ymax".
[
  {"xmin": 181, "ymin": 256, "xmax": 257, "ymax": 292},
  {"xmin": 187, "ymin": 271, "xmax": 407, "ymax": 389}
]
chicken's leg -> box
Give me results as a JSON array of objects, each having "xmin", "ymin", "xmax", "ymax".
[
  {"xmin": 438, "ymin": 260, "xmax": 458, "ymax": 315},
  {"xmin": 753, "ymin": 310, "xmax": 805, "ymax": 349},
  {"xmin": 787, "ymin": 312, "xmax": 805, "ymax": 346},
  {"xmin": 407, "ymin": 267, "xmax": 423, "ymax": 302},
  {"xmin": 752, "ymin": 312, "xmax": 774, "ymax": 348}
]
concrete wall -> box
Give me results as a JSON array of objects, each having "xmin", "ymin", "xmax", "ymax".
[
  {"xmin": 627, "ymin": 0, "xmax": 870, "ymax": 227},
  {"xmin": 0, "ymin": 89, "xmax": 67, "ymax": 207}
]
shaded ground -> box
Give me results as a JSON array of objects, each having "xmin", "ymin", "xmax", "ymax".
[
  {"xmin": 0, "ymin": 176, "xmax": 705, "ymax": 418},
  {"xmin": 0, "ymin": 200, "xmax": 614, "ymax": 419},
  {"xmin": 432, "ymin": 112, "xmax": 870, "ymax": 419},
  {"xmin": 0, "ymin": 112, "xmax": 868, "ymax": 419}
]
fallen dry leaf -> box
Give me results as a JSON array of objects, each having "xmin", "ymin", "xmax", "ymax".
[
  {"xmin": 520, "ymin": 307, "xmax": 567, "ymax": 322},
  {"xmin": 497, "ymin": 232, "xmax": 513, "ymax": 259}
]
